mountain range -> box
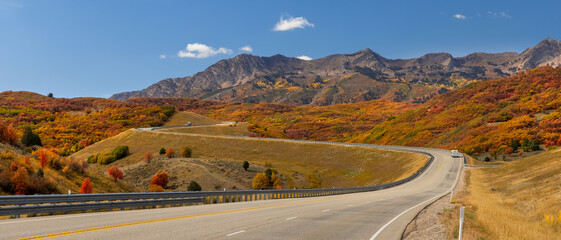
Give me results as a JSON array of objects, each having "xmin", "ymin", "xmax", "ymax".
[{"xmin": 111, "ymin": 38, "xmax": 561, "ymax": 105}]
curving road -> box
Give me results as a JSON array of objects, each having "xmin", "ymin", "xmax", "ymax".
[{"xmin": 0, "ymin": 135, "xmax": 461, "ymax": 240}]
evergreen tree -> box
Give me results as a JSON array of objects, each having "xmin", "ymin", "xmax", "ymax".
[
  {"xmin": 187, "ymin": 181, "xmax": 202, "ymax": 191},
  {"xmin": 21, "ymin": 127, "xmax": 42, "ymax": 147}
]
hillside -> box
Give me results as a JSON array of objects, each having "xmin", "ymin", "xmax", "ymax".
[
  {"xmin": 203, "ymin": 66, "xmax": 561, "ymax": 156},
  {"xmin": 200, "ymin": 99, "xmax": 418, "ymax": 142},
  {"xmin": 112, "ymin": 38, "xmax": 561, "ymax": 105},
  {"xmin": 0, "ymin": 91, "xmax": 234, "ymax": 156},
  {"xmin": 443, "ymin": 149, "xmax": 561, "ymax": 239},
  {"xmin": 0, "ymin": 143, "xmax": 138, "ymax": 195},
  {"xmin": 352, "ymin": 66, "xmax": 561, "ymax": 155},
  {"xmin": 71, "ymin": 128, "xmax": 428, "ymax": 191}
]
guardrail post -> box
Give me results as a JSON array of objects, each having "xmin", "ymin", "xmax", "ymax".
[{"xmin": 459, "ymin": 206, "xmax": 465, "ymax": 240}]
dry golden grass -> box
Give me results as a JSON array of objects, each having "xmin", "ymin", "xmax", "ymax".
[
  {"xmin": 72, "ymin": 129, "xmax": 427, "ymax": 189},
  {"xmin": 443, "ymin": 150, "xmax": 561, "ymax": 240},
  {"xmin": 160, "ymin": 122, "xmax": 252, "ymax": 136},
  {"xmin": 163, "ymin": 111, "xmax": 221, "ymax": 126}
]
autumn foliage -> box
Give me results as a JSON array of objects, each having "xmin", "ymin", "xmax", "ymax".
[
  {"xmin": 201, "ymin": 99, "xmax": 417, "ymax": 142},
  {"xmin": 0, "ymin": 91, "xmax": 201, "ymax": 155},
  {"xmin": 150, "ymin": 172, "xmax": 169, "ymax": 188},
  {"xmin": 165, "ymin": 148, "xmax": 175, "ymax": 158},
  {"xmin": 143, "ymin": 152, "xmax": 153, "ymax": 163},
  {"xmin": 0, "ymin": 120, "xmax": 18, "ymax": 145},
  {"xmin": 107, "ymin": 166, "xmax": 123, "ymax": 182},
  {"xmin": 38, "ymin": 149, "xmax": 48, "ymax": 169},
  {"xmin": 0, "ymin": 150, "xmax": 56, "ymax": 195},
  {"xmin": 80, "ymin": 177, "xmax": 93, "ymax": 193},
  {"xmin": 252, "ymin": 169, "xmax": 282, "ymax": 190},
  {"xmin": 181, "ymin": 147, "xmax": 192, "ymax": 158}
]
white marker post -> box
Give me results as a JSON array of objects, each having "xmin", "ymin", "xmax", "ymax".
[{"xmin": 459, "ymin": 206, "xmax": 465, "ymax": 240}]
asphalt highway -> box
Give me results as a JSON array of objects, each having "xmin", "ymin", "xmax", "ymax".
[{"xmin": 0, "ymin": 146, "xmax": 461, "ymax": 240}]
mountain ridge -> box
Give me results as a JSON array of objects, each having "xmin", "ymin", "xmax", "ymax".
[{"xmin": 111, "ymin": 38, "xmax": 561, "ymax": 105}]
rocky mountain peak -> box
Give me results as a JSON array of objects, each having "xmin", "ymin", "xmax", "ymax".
[
  {"xmin": 518, "ymin": 38, "xmax": 561, "ymax": 69},
  {"xmin": 111, "ymin": 38, "xmax": 561, "ymax": 105}
]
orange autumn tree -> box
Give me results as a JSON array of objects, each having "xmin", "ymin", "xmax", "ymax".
[
  {"xmin": 11, "ymin": 167, "xmax": 29, "ymax": 195},
  {"xmin": 149, "ymin": 172, "xmax": 168, "ymax": 192},
  {"xmin": 80, "ymin": 177, "xmax": 93, "ymax": 193},
  {"xmin": 0, "ymin": 121, "xmax": 18, "ymax": 145},
  {"xmin": 107, "ymin": 166, "xmax": 123, "ymax": 182},
  {"xmin": 165, "ymin": 148, "xmax": 175, "ymax": 158}
]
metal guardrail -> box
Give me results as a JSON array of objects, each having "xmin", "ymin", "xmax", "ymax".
[{"xmin": 0, "ymin": 130, "xmax": 436, "ymax": 217}]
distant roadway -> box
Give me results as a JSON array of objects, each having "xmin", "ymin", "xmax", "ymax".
[{"xmin": 0, "ymin": 130, "xmax": 462, "ymax": 240}]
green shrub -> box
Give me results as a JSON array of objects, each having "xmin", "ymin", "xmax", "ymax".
[
  {"xmin": 187, "ymin": 181, "xmax": 202, "ymax": 191},
  {"xmin": 529, "ymin": 140, "xmax": 540, "ymax": 151},
  {"xmin": 484, "ymin": 156, "xmax": 491, "ymax": 162},
  {"xmin": 243, "ymin": 161, "xmax": 249, "ymax": 171},
  {"xmin": 159, "ymin": 148, "xmax": 166, "ymax": 155},
  {"xmin": 87, "ymin": 155, "xmax": 95, "ymax": 164},
  {"xmin": 111, "ymin": 146, "xmax": 129, "ymax": 160},
  {"xmin": 21, "ymin": 127, "xmax": 42, "ymax": 147},
  {"xmin": 181, "ymin": 147, "xmax": 192, "ymax": 158},
  {"xmin": 98, "ymin": 153, "xmax": 116, "ymax": 165},
  {"xmin": 36, "ymin": 168, "xmax": 44, "ymax": 177}
]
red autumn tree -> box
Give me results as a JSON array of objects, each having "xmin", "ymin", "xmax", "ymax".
[
  {"xmin": 150, "ymin": 172, "xmax": 168, "ymax": 188},
  {"xmin": 107, "ymin": 166, "xmax": 123, "ymax": 182},
  {"xmin": 505, "ymin": 147, "xmax": 514, "ymax": 155},
  {"xmin": 80, "ymin": 177, "xmax": 93, "ymax": 193},
  {"xmin": 165, "ymin": 148, "xmax": 175, "ymax": 158},
  {"xmin": 38, "ymin": 149, "xmax": 48, "ymax": 169}
]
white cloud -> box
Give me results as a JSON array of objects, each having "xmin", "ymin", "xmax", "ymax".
[
  {"xmin": 273, "ymin": 15, "xmax": 314, "ymax": 31},
  {"xmin": 177, "ymin": 43, "xmax": 233, "ymax": 58},
  {"xmin": 488, "ymin": 11, "xmax": 511, "ymax": 18},
  {"xmin": 159, "ymin": 54, "xmax": 166, "ymax": 59},
  {"xmin": 296, "ymin": 55, "xmax": 312, "ymax": 61},
  {"xmin": 453, "ymin": 14, "xmax": 466, "ymax": 20},
  {"xmin": 240, "ymin": 45, "xmax": 253, "ymax": 53}
]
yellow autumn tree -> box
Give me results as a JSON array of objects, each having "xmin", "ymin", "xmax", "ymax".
[{"xmin": 252, "ymin": 173, "xmax": 268, "ymax": 190}]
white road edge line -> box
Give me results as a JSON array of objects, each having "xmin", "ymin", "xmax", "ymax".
[
  {"xmin": 369, "ymin": 156, "xmax": 463, "ymax": 240},
  {"xmin": 285, "ymin": 217, "xmax": 297, "ymax": 221},
  {"xmin": 226, "ymin": 230, "xmax": 246, "ymax": 236}
]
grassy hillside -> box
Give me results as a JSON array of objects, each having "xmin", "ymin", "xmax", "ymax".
[
  {"xmin": 163, "ymin": 111, "xmax": 221, "ymax": 126},
  {"xmin": 72, "ymin": 129, "xmax": 428, "ymax": 191},
  {"xmin": 443, "ymin": 149, "xmax": 561, "ymax": 239},
  {"xmin": 160, "ymin": 123, "xmax": 252, "ymax": 137}
]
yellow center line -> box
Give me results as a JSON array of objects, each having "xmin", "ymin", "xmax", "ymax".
[
  {"xmin": 15, "ymin": 195, "xmax": 356, "ymax": 240},
  {"xmin": 407, "ymin": 155, "xmax": 444, "ymax": 189},
  {"xmin": 16, "ymin": 155, "xmax": 447, "ymax": 240}
]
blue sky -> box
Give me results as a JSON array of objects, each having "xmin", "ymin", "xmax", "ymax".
[{"xmin": 1, "ymin": 0, "xmax": 560, "ymax": 98}]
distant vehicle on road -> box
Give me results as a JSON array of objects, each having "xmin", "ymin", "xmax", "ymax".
[
  {"xmin": 451, "ymin": 149, "xmax": 462, "ymax": 158},
  {"xmin": 185, "ymin": 122, "xmax": 192, "ymax": 126}
]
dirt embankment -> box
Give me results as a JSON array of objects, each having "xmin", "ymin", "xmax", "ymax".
[{"xmin": 123, "ymin": 156, "xmax": 269, "ymax": 191}]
